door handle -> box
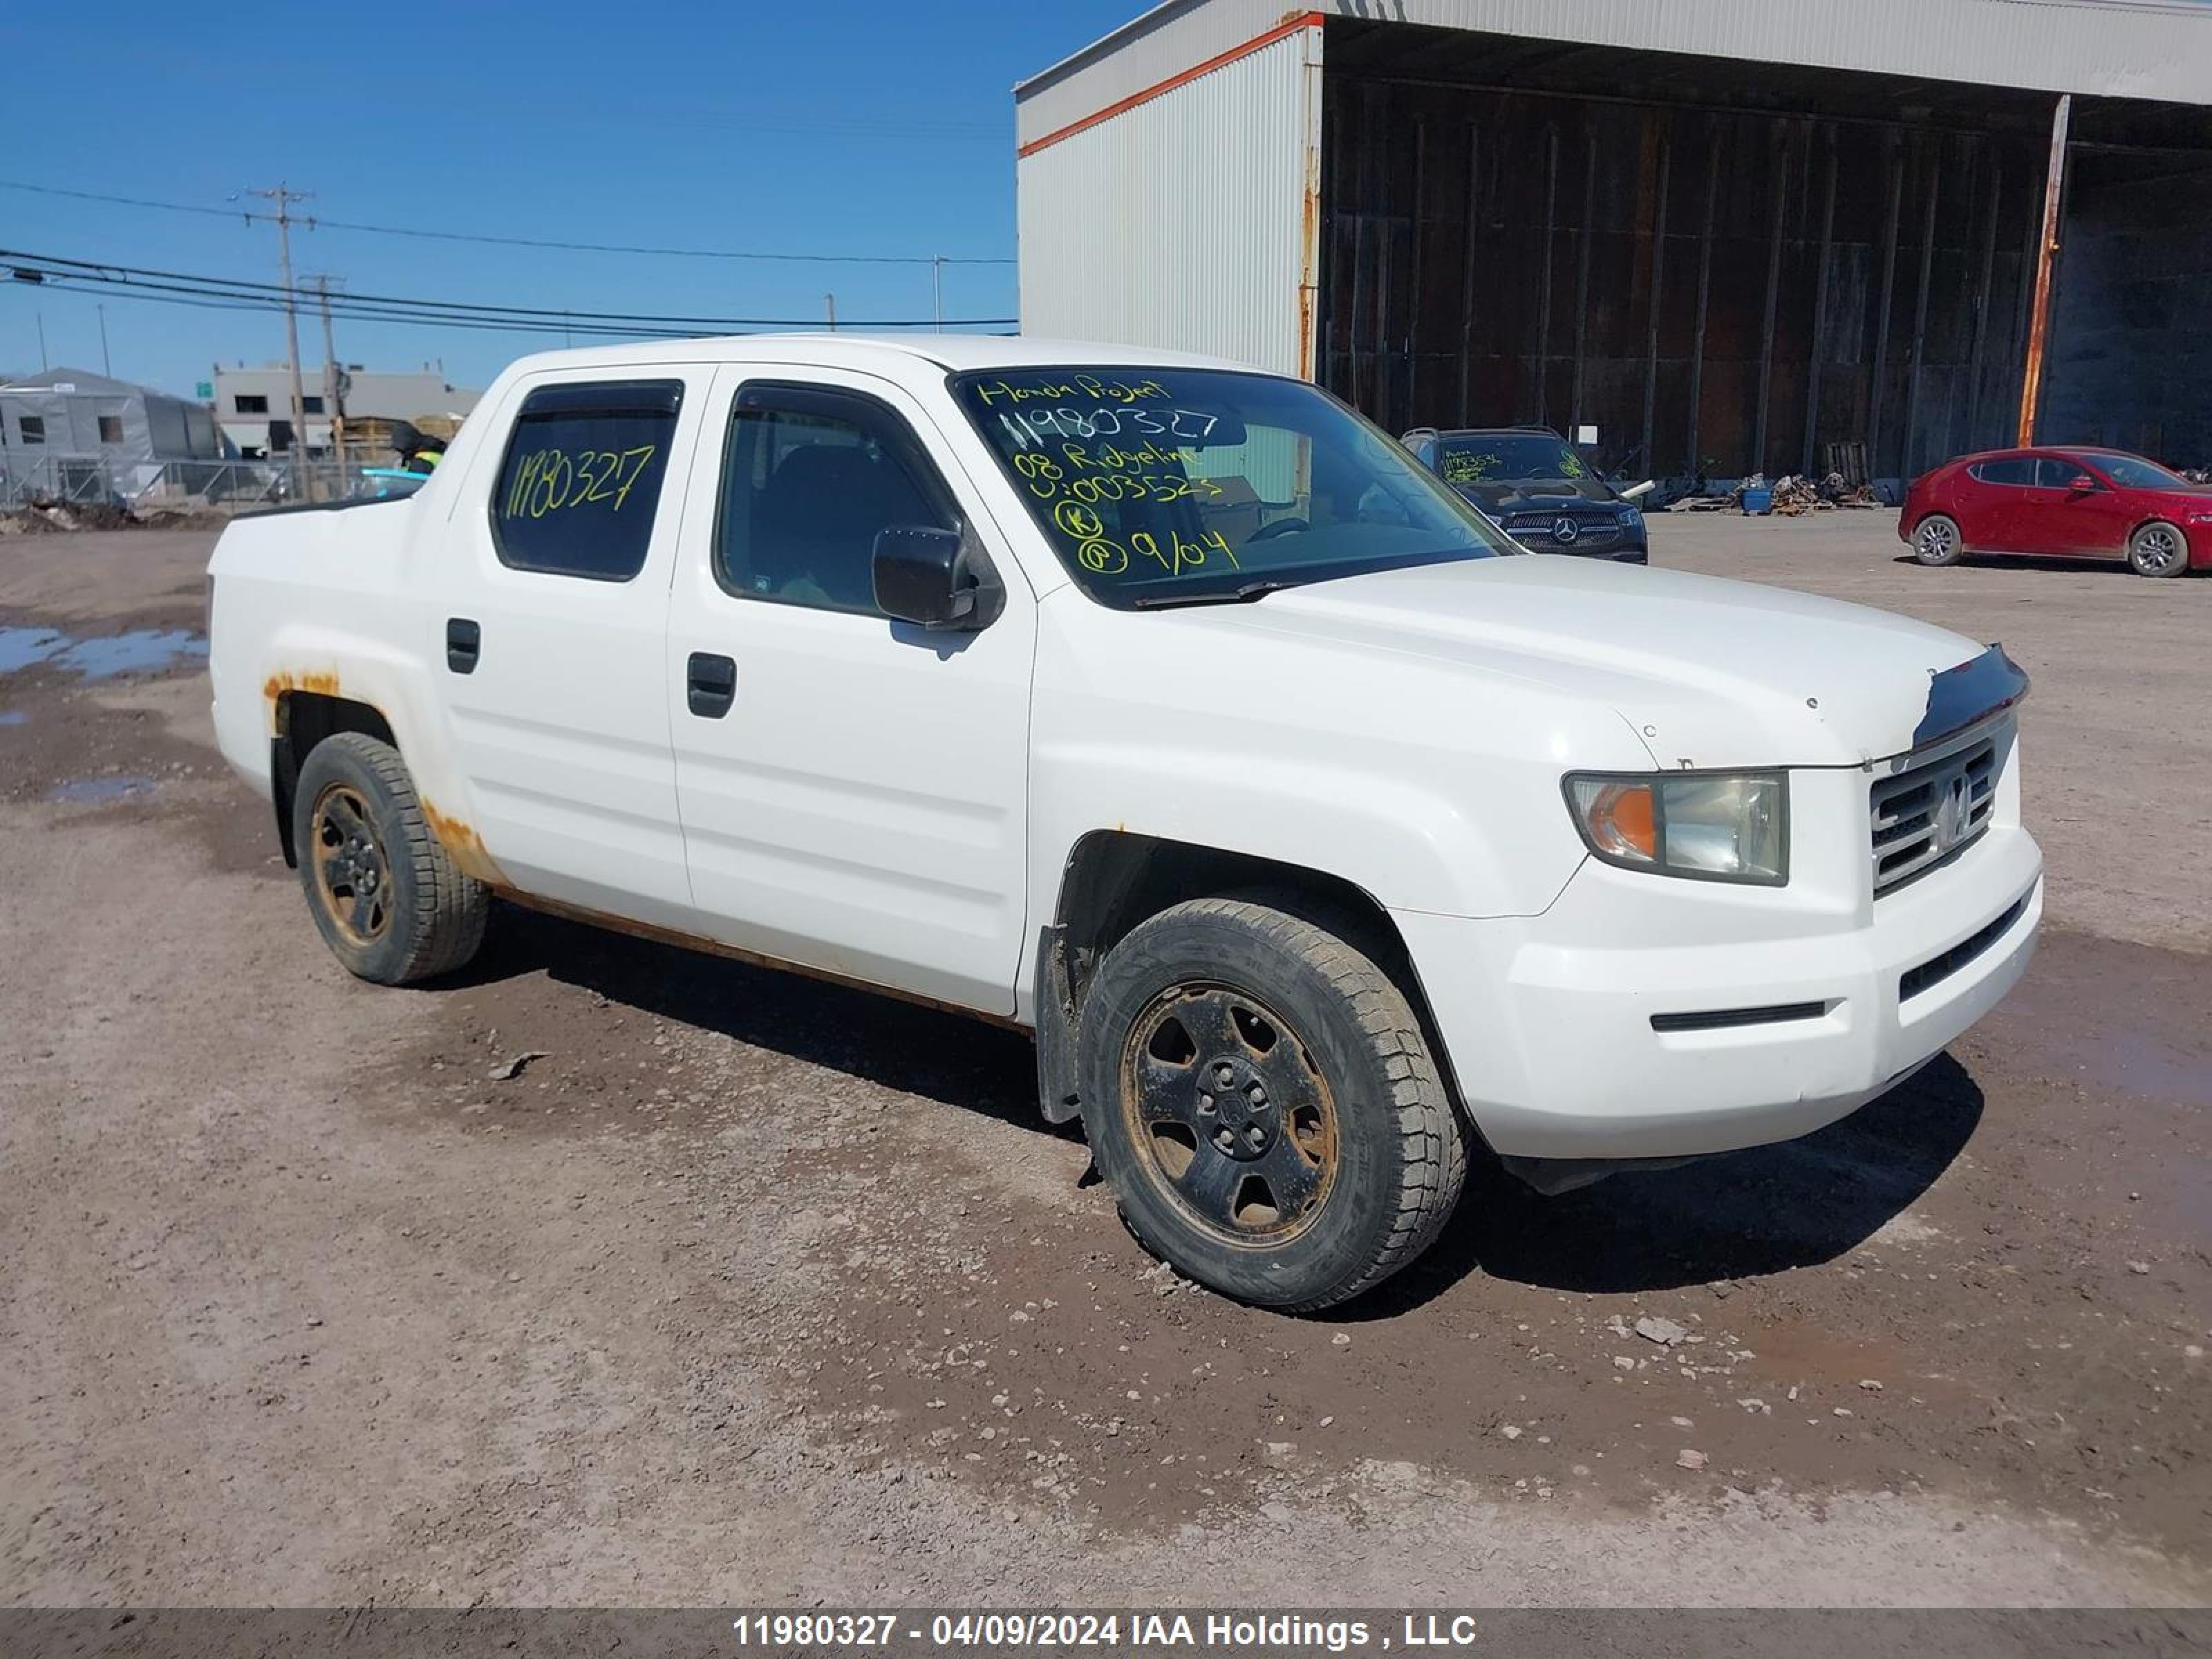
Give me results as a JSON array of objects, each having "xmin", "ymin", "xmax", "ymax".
[
  {"xmin": 446, "ymin": 617, "xmax": 480, "ymax": 674},
  {"xmin": 686, "ymin": 652, "xmax": 736, "ymax": 718}
]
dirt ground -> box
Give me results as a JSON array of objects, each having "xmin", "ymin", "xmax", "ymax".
[{"xmin": 1, "ymin": 524, "xmax": 2206, "ymax": 1609}]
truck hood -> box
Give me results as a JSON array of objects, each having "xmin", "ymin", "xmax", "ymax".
[
  {"xmin": 1202, "ymin": 554, "xmax": 2014, "ymax": 769},
  {"xmin": 1454, "ymin": 478, "xmax": 1620, "ymax": 512}
]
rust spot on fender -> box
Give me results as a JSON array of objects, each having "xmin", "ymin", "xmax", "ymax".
[
  {"xmin": 263, "ymin": 668, "xmax": 341, "ymax": 702},
  {"xmin": 419, "ymin": 800, "xmax": 506, "ymax": 885}
]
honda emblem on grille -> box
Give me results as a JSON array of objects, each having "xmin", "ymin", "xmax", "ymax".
[
  {"xmin": 1552, "ymin": 516, "xmax": 1580, "ymax": 544},
  {"xmin": 1933, "ymin": 774, "xmax": 1971, "ymax": 853}
]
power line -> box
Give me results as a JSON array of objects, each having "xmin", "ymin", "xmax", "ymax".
[
  {"xmin": 0, "ymin": 178, "xmax": 1014, "ymax": 266},
  {"xmin": 2, "ymin": 249, "xmax": 1016, "ymax": 331}
]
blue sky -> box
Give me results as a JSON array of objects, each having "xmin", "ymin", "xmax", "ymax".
[{"xmin": 1, "ymin": 2, "xmax": 1142, "ymax": 397}]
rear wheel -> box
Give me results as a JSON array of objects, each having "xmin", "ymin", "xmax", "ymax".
[
  {"xmin": 1913, "ymin": 513, "xmax": 1965, "ymax": 566},
  {"xmin": 1078, "ymin": 897, "xmax": 1465, "ymax": 1312},
  {"xmin": 292, "ymin": 733, "xmax": 487, "ymax": 985},
  {"xmin": 2128, "ymin": 521, "xmax": 2188, "ymax": 578}
]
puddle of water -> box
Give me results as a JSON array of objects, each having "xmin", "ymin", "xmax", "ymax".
[
  {"xmin": 0, "ymin": 626, "xmax": 68, "ymax": 673},
  {"xmin": 0, "ymin": 625, "xmax": 208, "ymax": 679},
  {"xmin": 0, "ymin": 710, "xmax": 26, "ymax": 727},
  {"xmin": 46, "ymin": 776, "xmax": 161, "ymax": 805}
]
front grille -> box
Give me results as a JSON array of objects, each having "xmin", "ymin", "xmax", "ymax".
[
  {"xmin": 1504, "ymin": 510, "xmax": 1622, "ymax": 547},
  {"xmin": 1870, "ymin": 733, "xmax": 1998, "ymax": 895}
]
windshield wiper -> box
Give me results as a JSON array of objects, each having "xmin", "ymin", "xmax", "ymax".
[{"xmin": 1130, "ymin": 579, "xmax": 1300, "ymax": 610}]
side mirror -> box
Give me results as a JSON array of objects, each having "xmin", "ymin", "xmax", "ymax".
[
  {"xmin": 2066, "ymin": 473, "xmax": 2099, "ymax": 493},
  {"xmin": 872, "ymin": 525, "xmax": 1004, "ymax": 632}
]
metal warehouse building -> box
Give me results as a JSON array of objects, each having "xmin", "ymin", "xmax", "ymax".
[{"xmin": 1015, "ymin": 1, "xmax": 2212, "ymax": 489}]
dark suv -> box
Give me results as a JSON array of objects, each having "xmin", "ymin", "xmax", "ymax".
[{"xmin": 1400, "ymin": 426, "xmax": 1648, "ymax": 562}]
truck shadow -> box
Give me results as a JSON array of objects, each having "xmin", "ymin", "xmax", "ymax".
[
  {"xmin": 1366, "ymin": 1053, "xmax": 1986, "ymax": 1311},
  {"xmin": 458, "ymin": 901, "xmax": 1067, "ymax": 1141},
  {"xmin": 457, "ymin": 901, "xmax": 1983, "ymax": 1303}
]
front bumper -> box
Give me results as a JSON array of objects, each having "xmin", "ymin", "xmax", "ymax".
[{"xmin": 1394, "ymin": 821, "xmax": 2042, "ymax": 1161}]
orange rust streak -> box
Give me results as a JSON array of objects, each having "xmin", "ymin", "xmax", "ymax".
[
  {"xmin": 489, "ymin": 886, "xmax": 1029, "ymax": 1033},
  {"xmin": 1016, "ymin": 10, "xmax": 1327, "ymax": 158},
  {"xmin": 418, "ymin": 800, "xmax": 505, "ymax": 886},
  {"xmin": 263, "ymin": 669, "xmax": 341, "ymax": 702}
]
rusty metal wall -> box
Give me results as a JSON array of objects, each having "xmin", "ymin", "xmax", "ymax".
[
  {"xmin": 1319, "ymin": 75, "xmax": 2051, "ymax": 482},
  {"xmin": 1016, "ymin": 26, "xmax": 1319, "ymax": 377}
]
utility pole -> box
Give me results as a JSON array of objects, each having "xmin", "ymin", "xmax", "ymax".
[
  {"xmin": 306, "ymin": 274, "xmax": 348, "ymax": 473},
  {"xmin": 97, "ymin": 305, "xmax": 111, "ymax": 376},
  {"xmin": 824, "ymin": 292, "xmax": 837, "ymax": 331},
  {"xmin": 2017, "ymin": 94, "xmax": 2072, "ymax": 448},
  {"xmin": 247, "ymin": 183, "xmax": 315, "ymax": 498},
  {"xmin": 932, "ymin": 255, "xmax": 944, "ymax": 328},
  {"xmin": 36, "ymin": 310, "xmax": 48, "ymax": 371}
]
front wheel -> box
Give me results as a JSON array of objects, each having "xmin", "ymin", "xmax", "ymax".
[
  {"xmin": 1913, "ymin": 513, "xmax": 1965, "ymax": 566},
  {"xmin": 1078, "ymin": 897, "xmax": 1466, "ymax": 1311},
  {"xmin": 2128, "ymin": 521, "xmax": 2189, "ymax": 578}
]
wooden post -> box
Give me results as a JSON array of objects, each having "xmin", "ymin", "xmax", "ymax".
[{"xmin": 2017, "ymin": 93, "xmax": 2072, "ymax": 447}]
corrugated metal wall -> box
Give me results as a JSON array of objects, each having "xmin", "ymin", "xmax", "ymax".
[
  {"xmin": 1017, "ymin": 26, "xmax": 1318, "ymax": 377},
  {"xmin": 1320, "ymin": 73, "xmax": 2051, "ymax": 482}
]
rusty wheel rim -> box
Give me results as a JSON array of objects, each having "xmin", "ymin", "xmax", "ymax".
[
  {"xmin": 1118, "ymin": 983, "xmax": 1340, "ymax": 1245},
  {"xmin": 310, "ymin": 784, "xmax": 393, "ymax": 946}
]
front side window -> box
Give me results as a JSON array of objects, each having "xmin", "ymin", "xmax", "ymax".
[
  {"xmin": 2072, "ymin": 452, "xmax": 2182, "ymax": 490},
  {"xmin": 953, "ymin": 367, "xmax": 1508, "ymax": 609},
  {"xmin": 489, "ymin": 379, "xmax": 682, "ymax": 581},
  {"xmin": 715, "ymin": 383, "xmax": 957, "ymax": 617},
  {"xmin": 1436, "ymin": 433, "xmax": 1589, "ymax": 486}
]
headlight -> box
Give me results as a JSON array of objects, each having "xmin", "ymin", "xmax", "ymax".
[
  {"xmin": 1563, "ymin": 771, "xmax": 1788, "ymax": 885},
  {"xmin": 1617, "ymin": 505, "xmax": 1642, "ymax": 526}
]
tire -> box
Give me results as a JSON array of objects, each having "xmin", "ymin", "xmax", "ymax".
[
  {"xmin": 2128, "ymin": 521, "xmax": 2189, "ymax": 578},
  {"xmin": 1913, "ymin": 513, "xmax": 1965, "ymax": 567},
  {"xmin": 291, "ymin": 732, "xmax": 488, "ymax": 985},
  {"xmin": 1078, "ymin": 896, "xmax": 1466, "ymax": 1312}
]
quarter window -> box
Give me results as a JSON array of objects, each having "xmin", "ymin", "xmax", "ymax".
[
  {"xmin": 489, "ymin": 379, "xmax": 683, "ymax": 581},
  {"xmin": 715, "ymin": 383, "xmax": 957, "ymax": 616}
]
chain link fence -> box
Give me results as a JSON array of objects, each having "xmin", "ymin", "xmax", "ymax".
[{"xmin": 1, "ymin": 454, "xmax": 427, "ymax": 511}]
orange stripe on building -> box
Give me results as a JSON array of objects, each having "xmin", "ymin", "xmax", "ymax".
[{"xmin": 1016, "ymin": 11, "xmax": 1326, "ymax": 158}]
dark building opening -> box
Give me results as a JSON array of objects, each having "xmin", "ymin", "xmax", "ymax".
[{"xmin": 1316, "ymin": 18, "xmax": 2212, "ymax": 489}]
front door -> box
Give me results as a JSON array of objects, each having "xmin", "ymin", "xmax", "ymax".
[
  {"xmin": 2021, "ymin": 456, "xmax": 2132, "ymax": 557},
  {"xmin": 426, "ymin": 367, "xmax": 709, "ymax": 928},
  {"xmin": 664, "ymin": 367, "xmax": 1035, "ymax": 1015}
]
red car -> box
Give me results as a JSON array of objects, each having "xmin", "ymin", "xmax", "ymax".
[{"xmin": 1900, "ymin": 447, "xmax": 2210, "ymax": 577}]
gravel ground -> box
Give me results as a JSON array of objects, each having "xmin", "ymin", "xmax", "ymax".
[{"xmin": 1, "ymin": 525, "xmax": 2206, "ymax": 1609}]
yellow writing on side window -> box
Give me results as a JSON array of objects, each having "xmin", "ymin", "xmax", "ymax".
[{"xmin": 502, "ymin": 444, "xmax": 658, "ymax": 521}]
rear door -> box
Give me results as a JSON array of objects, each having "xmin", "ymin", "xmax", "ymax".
[
  {"xmin": 1965, "ymin": 455, "xmax": 2037, "ymax": 551},
  {"xmin": 424, "ymin": 368, "xmax": 709, "ymax": 929},
  {"xmin": 662, "ymin": 365, "xmax": 1035, "ymax": 1015}
]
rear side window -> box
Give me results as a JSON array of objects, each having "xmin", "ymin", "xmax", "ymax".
[
  {"xmin": 490, "ymin": 379, "xmax": 683, "ymax": 581},
  {"xmin": 1967, "ymin": 457, "xmax": 2034, "ymax": 485},
  {"xmin": 714, "ymin": 382, "xmax": 957, "ymax": 616}
]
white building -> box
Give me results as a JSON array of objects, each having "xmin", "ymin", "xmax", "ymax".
[{"xmin": 212, "ymin": 362, "xmax": 481, "ymax": 457}]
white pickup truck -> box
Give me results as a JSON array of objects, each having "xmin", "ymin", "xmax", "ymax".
[{"xmin": 208, "ymin": 336, "xmax": 2041, "ymax": 1310}]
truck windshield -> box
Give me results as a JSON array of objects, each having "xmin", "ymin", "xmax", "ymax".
[
  {"xmin": 951, "ymin": 367, "xmax": 1510, "ymax": 608},
  {"xmin": 1436, "ymin": 434, "xmax": 1590, "ymax": 486}
]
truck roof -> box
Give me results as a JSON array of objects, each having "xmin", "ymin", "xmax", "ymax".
[{"xmin": 490, "ymin": 332, "xmax": 1253, "ymax": 380}]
